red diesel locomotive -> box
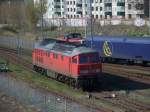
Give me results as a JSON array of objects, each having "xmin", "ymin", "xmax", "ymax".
[{"xmin": 32, "ymin": 39, "xmax": 102, "ymax": 89}]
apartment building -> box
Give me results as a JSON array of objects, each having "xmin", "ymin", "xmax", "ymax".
[
  {"xmin": 43, "ymin": 0, "xmax": 65, "ymax": 19},
  {"xmin": 91, "ymin": 0, "xmax": 144, "ymax": 19},
  {"xmin": 125, "ymin": 0, "xmax": 144, "ymax": 19},
  {"xmin": 41, "ymin": 0, "xmax": 145, "ymax": 19}
]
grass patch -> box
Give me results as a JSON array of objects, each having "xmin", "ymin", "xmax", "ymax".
[
  {"xmin": 0, "ymin": 57, "xmax": 125, "ymax": 111},
  {"xmin": 130, "ymin": 93, "xmax": 150, "ymax": 105},
  {"xmin": 8, "ymin": 59, "xmax": 84, "ymax": 99}
]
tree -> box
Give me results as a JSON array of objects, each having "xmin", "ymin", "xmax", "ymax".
[{"xmin": 26, "ymin": 0, "xmax": 47, "ymax": 30}]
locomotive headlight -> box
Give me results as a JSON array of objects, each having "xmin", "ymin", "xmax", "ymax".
[
  {"xmin": 80, "ymin": 70, "xmax": 88, "ymax": 74},
  {"xmin": 96, "ymin": 69, "xmax": 100, "ymax": 72}
]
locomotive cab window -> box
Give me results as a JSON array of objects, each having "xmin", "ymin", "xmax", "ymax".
[
  {"xmin": 79, "ymin": 55, "xmax": 88, "ymax": 64},
  {"xmin": 89, "ymin": 54, "xmax": 99, "ymax": 63},
  {"xmin": 72, "ymin": 57, "xmax": 77, "ymax": 64}
]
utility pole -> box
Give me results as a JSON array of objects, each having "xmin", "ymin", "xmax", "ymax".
[
  {"xmin": 83, "ymin": 0, "xmax": 87, "ymax": 39},
  {"xmin": 87, "ymin": 0, "xmax": 93, "ymax": 48},
  {"xmin": 41, "ymin": 0, "xmax": 44, "ymax": 39},
  {"xmin": 90, "ymin": 0, "xmax": 93, "ymax": 48}
]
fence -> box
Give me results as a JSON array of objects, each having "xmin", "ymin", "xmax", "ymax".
[
  {"xmin": 0, "ymin": 36, "xmax": 34, "ymax": 50},
  {"xmin": 41, "ymin": 17, "xmax": 150, "ymax": 27},
  {"xmin": 38, "ymin": 17, "xmax": 150, "ymax": 37}
]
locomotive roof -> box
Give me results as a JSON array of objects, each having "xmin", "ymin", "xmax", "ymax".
[
  {"xmin": 35, "ymin": 38, "xmax": 97, "ymax": 56},
  {"xmin": 86, "ymin": 35, "xmax": 150, "ymax": 44},
  {"xmin": 35, "ymin": 38, "xmax": 57, "ymax": 49}
]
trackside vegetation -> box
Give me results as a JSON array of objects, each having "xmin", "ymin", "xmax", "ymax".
[{"xmin": 0, "ymin": 57, "xmax": 124, "ymax": 112}]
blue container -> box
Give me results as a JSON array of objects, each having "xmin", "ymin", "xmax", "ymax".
[{"xmin": 84, "ymin": 36, "xmax": 150, "ymax": 62}]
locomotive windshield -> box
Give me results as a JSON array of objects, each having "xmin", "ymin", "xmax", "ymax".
[
  {"xmin": 79, "ymin": 56, "xmax": 88, "ymax": 64},
  {"xmin": 79, "ymin": 53, "xmax": 99, "ymax": 64},
  {"xmin": 89, "ymin": 54, "xmax": 99, "ymax": 63}
]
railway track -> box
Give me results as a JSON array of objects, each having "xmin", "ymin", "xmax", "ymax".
[
  {"xmin": 105, "ymin": 63, "xmax": 150, "ymax": 72},
  {"xmin": 0, "ymin": 47, "xmax": 150, "ymax": 112},
  {"xmin": 103, "ymin": 63, "xmax": 150, "ymax": 84},
  {"xmin": 0, "ymin": 47, "xmax": 110, "ymax": 112},
  {"xmin": 1, "ymin": 47, "xmax": 150, "ymax": 82},
  {"xmin": 0, "ymin": 47, "xmax": 32, "ymax": 71},
  {"xmin": 92, "ymin": 92, "xmax": 150, "ymax": 112}
]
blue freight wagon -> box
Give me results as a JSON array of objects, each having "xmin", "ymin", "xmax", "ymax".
[{"xmin": 84, "ymin": 35, "xmax": 150, "ymax": 65}]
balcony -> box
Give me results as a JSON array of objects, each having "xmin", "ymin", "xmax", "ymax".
[
  {"xmin": 76, "ymin": 0, "xmax": 82, "ymax": 4},
  {"xmin": 117, "ymin": 6, "xmax": 125, "ymax": 12},
  {"xmin": 76, "ymin": 0, "xmax": 82, "ymax": 8},
  {"xmin": 117, "ymin": 12, "xmax": 125, "ymax": 16},
  {"xmin": 135, "ymin": 10, "xmax": 144, "ymax": 14},
  {"xmin": 54, "ymin": 2, "xmax": 61, "ymax": 6},
  {"xmin": 54, "ymin": 8, "xmax": 61, "ymax": 13},
  {"xmin": 77, "ymin": 11, "xmax": 82, "ymax": 15},
  {"xmin": 117, "ymin": 0, "xmax": 125, "ymax": 3},
  {"xmin": 76, "ymin": 7, "xmax": 82, "ymax": 12},
  {"xmin": 127, "ymin": 10, "xmax": 144, "ymax": 14},
  {"xmin": 104, "ymin": 0, "xmax": 112, "ymax": 3},
  {"xmin": 105, "ymin": 7, "xmax": 112, "ymax": 12},
  {"xmin": 54, "ymin": 12, "xmax": 61, "ymax": 16}
]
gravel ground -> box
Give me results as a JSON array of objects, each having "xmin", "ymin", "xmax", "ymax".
[{"xmin": 0, "ymin": 92, "xmax": 36, "ymax": 112}]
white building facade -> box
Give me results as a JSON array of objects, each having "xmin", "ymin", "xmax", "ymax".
[
  {"xmin": 91, "ymin": 0, "xmax": 144, "ymax": 19},
  {"xmin": 36, "ymin": 0, "xmax": 146, "ymax": 27},
  {"xmin": 42, "ymin": 0, "xmax": 144, "ymax": 19},
  {"xmin": 45, "ymin": 0, "xmax": 65, "ymax": 19}
]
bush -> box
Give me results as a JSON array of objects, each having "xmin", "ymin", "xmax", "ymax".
[{"xmin": 2, "ymin": 25, "xmax": 19, "ymax": 33}]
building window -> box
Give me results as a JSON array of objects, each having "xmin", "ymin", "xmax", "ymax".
[
  {"xmin": 128, "ymin": 14, "xmax": 132, "ymax": 19},
  {"xmin": 135, "ymin": 4, "xmax": 144, "ymax": 10},
  {"xmin": 100, "ymin": 15, "xmax": 102, "ymax": 19},
  {"xmin": 100, "ymin": 7, "xmax": 102, "ymax": 11},
  {"xmin": 92, "ymin": 7, "xmax": 94, "ymax": 11},
  {"xmin": 92, "ymin": 15, "xmax": 94, "ymax": 18},
  {"xmin": 96, "ymin": 15, "xmax": 98, "ymax": 19},
  {"xmin": 128, "ymin": 4, "xmax": 132, "ymax": 10},
  {"xmin": 96, "ymin": 7, "xmax": 98, "ymax": 11}
]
